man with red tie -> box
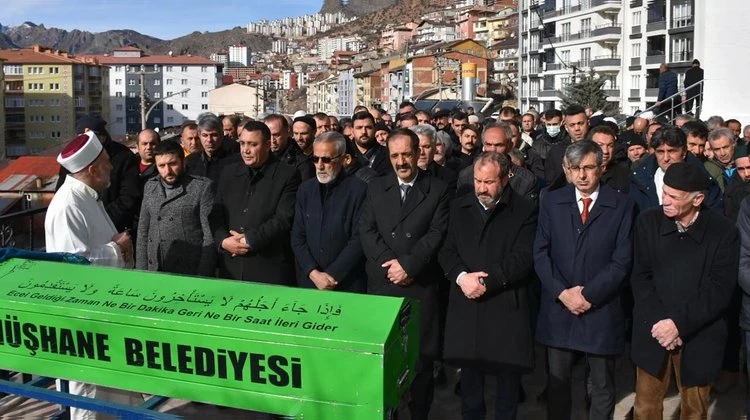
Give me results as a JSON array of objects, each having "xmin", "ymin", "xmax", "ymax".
[{"xmin": 534, "ymin": 140, "xmax": 636, "ymax": 420}]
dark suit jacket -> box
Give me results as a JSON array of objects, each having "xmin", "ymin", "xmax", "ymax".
[
  {"xmin": 353, "ymin": 144, "xmax": 391, "ymax": 176},
  {"xmin": 360, "ymin": 170, "xmax": 450, "ymax": 357},
  {"xmin": 185, "ymin": 148, "xmax": 239, "ymax": 186},
  {"xmin": 291, "ymin": 173, "xmax": 368, "ymax": 292},
  {"xmin": 213, "ymin": 156, "xmax": 301, "ymax": 285},
  {"xmin": 441, "ymin": 189, "xmax": 538, "ymax": 372},
  {"xmin": 136, "ymin": 175, "xmax": 216, "ymax": 276},
  {"xmin": 534, "ymin": 184, "xmax": 635, "ymax": 355},
  {"xmin": 426, "ymin": 161, "xmax": 457, "ymax": 196},
  {"xmin": 658, "ymin": 70, "xmax": 678, "ymax": 101}
]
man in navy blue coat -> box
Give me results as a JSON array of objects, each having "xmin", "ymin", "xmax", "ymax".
[
  {"xmin": 291, "ymin": 132, "xmax": 368, "ymax": 292},
  {"xmin": 656, "ymin": 63, "xmax": 680, "ymax": 119},
  {"xmin": 534, "ymin": 140, "xmax": 635, "ymax": 420}
]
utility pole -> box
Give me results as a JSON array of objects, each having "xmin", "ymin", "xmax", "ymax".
[{"xmin": 138, "ymin": 70, "xmax": 159, "ymax": 130}]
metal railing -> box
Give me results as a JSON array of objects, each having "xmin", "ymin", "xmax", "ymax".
[{"xmin": 642, "ymin": 79, "xmax": 704, "ymax": 122}]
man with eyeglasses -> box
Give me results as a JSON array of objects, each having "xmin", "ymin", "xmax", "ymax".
[
  {"xmin": 534, "ymin": 140, "xmax": 635, "ymax": 420},
  {"xmin": 213, "ymin": 121, "xmax": 300, "ymax": 286},
  {"xmin": 291, "ymin": 132, "xmax": 368, "ymax": 293},
  {"xmin": 55, "ymin": 115, "xmax": 141, "ymax": 233}
]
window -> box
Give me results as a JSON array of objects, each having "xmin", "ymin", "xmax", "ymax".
[
  {"xmin": 5, "ymin": 97, "xmax": 24, "ymax": 107},
  {"xmin": 631, "ymin": 74, "xmax": 641, "ymax": 89},
  {"xmin": 51, "ymin": 115, "xmax": 61, "ymax": 123},
  {"xmin": 167, "ymin": 104, "xmax": 174, "ymax": 110},
  {"xmin": 126, "ymin": 65, "xmax": 132, "ymax": 73},
  {"xmin": 201, "ymin": 66, "xmax": 207, "ymax": 72},
  {"xmin": 201, "ymin": 91, "xmax": 208, "ymax": 98},
  {"xmin": 49, "ymin": 99, "xmax": 61, "ymax": 106},
  {"xmin": 27, "ymin": 83, "xmax": 43, "ymax": 90},
  {"xmin": 154, "ymin": 92, "xmax": 161, "ymax": 99},
  {"xmin": 166, "ymin": 79, "xmax": 173, "ymax": 85},
  {"xmin": 201, "ymin": 79, "xmax": 207, "ymax": 85},
  {"xmin": 115, "ymin": 79, "xmax": 123, "ymax": 85},
  {"xmin": 181, "ymin": 91, "xmax": 188, "ymax": 98},
  {"xmin": 129, "ymin": 79, "xmax": 136, "ymax": 86},
  {"xmin": 166, "ymin": 91, "xmax": 173, "ymax": 97},
  {"xmin": 28, "ymin": 66, "xmax": 44, "ymax": 74},
  {"xmin": 201, "ymin": 104, "xmax": 208, "ymax": 110},
  {"xmin": 29, "ymin": 115, "xmax": 44, "ymax": 123},
  {"xmin": 181, "ymin": 104, "xmax": 189, "ymax": 110},
  {"xmin": 181, "ymin": 79, "xmax": 188, "ymax": 85},
  {"xmin": 116, "ymin": 104, "xmax": 123, "ymax": 111},
  {"xmin": 166, "ymin": 66, "xmax": 173, "ymax": 72},
  {"xmin": 3, "ymin": 65, "xmax": 23, "ymax": 75},
  {"xmin": 129, "ymin": 92, "xmax": 136, "ymax": 98},
  {"xmin": 181, "ymin": 66, "xmax": 188, "ymax": 72},
  {"xmin": 561, "ymin": 50, "xmax": 570, "ymax": 64},
  {"xmin": 154, "ymin": 79, "xmax": 161, "ymax": 86},
  {"xmin": 580, "ymin": 48, "xmax": 591, "ymax": 66},
  {"xmin": 581, "ymin": 18, "xmax": 591, "ymax": 37},
  {"xmin": 115, "ymin": 65, "xmax": 123, "ymax": 72},
  {"xmin": 116, "ymin": 92, "xmax": 123, "ymax": 97},
  {"xmin": 49, "ymin": 67, "xmax": 59, "ymax": 74},
  {"xmin": 167, "ymin": 117, "xmax": 174, "ymax": 123},
  {"xmin": 671, "ymin": 37, "xmax": 693, "ymax": 62},
  {"xmin": 560, "ymin": 77, "xmax": 571, "ymax": 89},
  {"xmin": 632, "ymin": 11, "xmax": 641, "ymax": 26},
  {"xmin": 631, "ymin": 42, "xmax": 641, "ymax": 58},
  {"xmin": 153, "ymin": 64, "xmax": 160, "ymax": 72},
  {"xmin": 51, "ymin": 131, "xmax": 61, "ymax": 138},
  {"xmin": 561, "ymin": 23, "xmax": 571, "ymax": 41},
  {"xmin": 672, "ymin": 3, "xmax": 692, "ymax": 28},
  {"xmin": 154, "ymin": 117, "xmax": 161, "ymax": 124},
  {"xmin": 49, "ymin": 83, "xmax": 60, "ymax": 90},
  {"xmin": 30, "ymin": 131, "xmax": 45, "ymax": 139}
]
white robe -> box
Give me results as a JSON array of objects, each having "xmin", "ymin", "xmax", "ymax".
[{"xmin": 45, "ymin": 175, "xmax": 141, "ymax": 419}]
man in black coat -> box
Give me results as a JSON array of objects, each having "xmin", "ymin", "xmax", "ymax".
[
  {"xmin": 725, "ymin": 154, "xmax": 750, "ymax": 222},
  {"xmin": 411, "ymin": 124, "xmax": 457, "ymax": 195},
  {"xmin": 136, "ymin": 128, "xmax": 159, "ymax": 190},
  {"xmin": 683, "ymin": 59, "xmax": 704, "ymax": 118},
  {"xmin": 213, "ymin": 121, "xmax": 301, "ymax": 285},
  {"xmin": 544, "ymin": 105, "xmax": 590, "ymax": 185},
  {"xmin": 55, "ymin": 115, "xmax": 141, "ymax": 232},
  {"xmin": 291, "ymin": 132, "xmax": 368, "ymax": 293},
  {"xmin": 360, "ymin": 128, "xmax": 450, "ymax": 420},
  {"xmin": 185, "ymin": 114, "xmax": 238, "ymax": 185},
  {"xmin": 441, "ymin": 152, "xmax": 537, "ymax": 420},
  {"xmin": 350, "ymin": 111, "xmax": 391, "ymax": 176},
  {"xmin": 264, "ymin": 114, "xmax": 314, "ymax": 181},
  {"xmin": 631, "ymin": 162, "xmax": 739, "ymax": 419},
  {"xmin": 457, "ymin": 124, "xmax": 538, "ymax": 204}
]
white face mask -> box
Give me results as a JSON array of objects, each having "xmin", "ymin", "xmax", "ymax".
[{"xmin": 546, "ymin": 125, "xmax": 561, "ymax": 137}]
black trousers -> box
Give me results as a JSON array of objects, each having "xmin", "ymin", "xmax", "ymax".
[
  {"xmin": 405, "ymin": 358, "xmax": 435, "ymax": 420},
  {"xmin": 684, "ymin": 91, "xmax": 703, "ymax": 118},
  {"xmin": 547, "ymin": 347, "xmax": 615, "ymax": 420},
  {"xmin": 460, "ymin": 367, "xmax": 521, "ymax": 420}
]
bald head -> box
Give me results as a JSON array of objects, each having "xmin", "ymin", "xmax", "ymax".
[{"xmin": 633, "ymin": 117, "xmax": 648, "ymax": 134}]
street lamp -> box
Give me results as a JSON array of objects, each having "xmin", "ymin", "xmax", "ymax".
[{"xmin": 141, "ymin": 88, "xmax": 190, "ymax": 130}]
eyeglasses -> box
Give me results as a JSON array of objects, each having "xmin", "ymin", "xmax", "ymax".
[
  {"xmin": 312, "ymin": 154, "xmax": 342, "ymax": 164},
  {"xmin": 566, "ymin": 165, "xmax": 599, "ymax": 173}
]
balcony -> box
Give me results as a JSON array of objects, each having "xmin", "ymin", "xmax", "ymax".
[
  {"xmin": 631, "ymin": 57, "xmax": 641, "ymax": 66},
  {"xmin": 646, "ymin": 19, "xmax": 667, "ymax": 32},
  {"xmin": 591, "ymin": 24, "xmax": 622, "ymax": 38},
  {"xmin": 645, "ymin": 88, "xmax": 659, "ymax": 97},
  {"xmin": 631, "ymin": 0, "xmax": 643, "ymax": 6},
  {"xmin": 538, "ymin": 89, "xmax": 562, "ymax": 98},
  {"xmin": 545, "ymin": 63, "xmax": 564, "ymax": 71},
  {"xmin": 671, "ymin": 16, "xmax": 693, "ymax": 29},
  {"xmin": 631, "ymin": 25, "xmax": 641, "ymax": 35},
  {"xmin": 671, "ymin": 50, "xmax": 693, "ymax": 63},
  {"xmin": 591, "ymin": 55, "xmax": 622, "ymax": 67},
  {"xmin": 630, "ymin": 89, "xmax": 640, "ymax": 97},
  {"xmin": 604, "ymin": 89, "xmax": 620, "ymax": 97},
  {"xmin": 646, "ymin": 54, "xmax": 665, "ymax": 65}
]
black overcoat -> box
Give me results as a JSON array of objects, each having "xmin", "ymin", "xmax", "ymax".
[
  {"xmin": 359, "ymin": 170, "xmax": 450, "ymax": 358},
  {"xmin": 213, "ymin": 156, "xmax": 301, "ymax": 285},
  {"xmin": 440, "ymin": 189, "xmax": 537, "ymax": 372}
]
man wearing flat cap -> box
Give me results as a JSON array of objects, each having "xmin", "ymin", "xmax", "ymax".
[
  {"xmin": 45, "ymin": 131, "xmax": 142, "ymax": 419},
  {"xmin": 631, "ymin": 162, "xmax": 739, "ymax": 419},
  {"xmin": 55, "ymin": 115, "xmax": 141, "ymax": 233}
]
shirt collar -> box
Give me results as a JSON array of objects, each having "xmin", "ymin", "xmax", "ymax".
[
  {"xmin": 397, "ymin": 172, "xmax": 418, "ymax": 188},
  {"xmin": 575, "ymin": 184, "xmax": 600, "ymax": 204},
  {"xmin": 66, "ymin": 175, "xmax": 101, "ymax": 201}
]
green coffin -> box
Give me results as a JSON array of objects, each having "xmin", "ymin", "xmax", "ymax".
[{"xmin": 0, "ymin": 259, "xmax": 419, "ymax": 419}]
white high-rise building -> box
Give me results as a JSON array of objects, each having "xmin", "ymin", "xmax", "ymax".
[
  {"xmin": 228, "ymin": 45, "xmax": 252, "ymax": 67},
  {"xmin": 517, "ymin": 0, "xmax": 698, "ymax": 115}
]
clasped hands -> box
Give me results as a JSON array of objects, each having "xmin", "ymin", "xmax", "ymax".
[
  {"xmin": 558, "ymin": 286, "xmax": 591, "ymax": 315},
  {"xmin": 309, "ymin": 269, "xmax": 338, "ymax": 290},
  {"xmin": 382, "ymin": 259, "xmax": 413, "ymax": 286},
  {"xmin": 221, "ymin": 230, "xmax": 250, "ymax": 257},
  {"xmin": 112, "ymin": 231, "xmax": 133, "ymax": 264},
  {"xmin": 652, "ymin": 319, "xmax": 682, "ymax": 351},
  {"xmin": 459, "ymin": 271, "xmax": 488, "ymax": 300}
]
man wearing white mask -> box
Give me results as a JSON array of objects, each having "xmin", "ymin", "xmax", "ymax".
[
  {"xmin": 45, "ymin": 131, "xmax": 141, "ymax": 419},
  {"xmin": 291, "ymin": 131, "xmax": 369, "ymax": 293}
]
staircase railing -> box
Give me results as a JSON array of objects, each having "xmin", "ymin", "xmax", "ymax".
[{"xmin": 642, "ymin": 79, "xmax": 704, "ymax": 122}]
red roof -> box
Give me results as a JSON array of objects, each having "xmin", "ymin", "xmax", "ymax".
[
  {"xmin": 93, "ymin": 54, "xmax": 219, "ymax": 65},
  {"xmin": 222, "ymin": 75, "xmax": 234, "ymax": 85},
  {"xmin": 0, "ymin": 156, "xmax": 59, "ymax": 183},
  {"xmin": 0, "ymin": 46, "xmax": 90, "ymax": 64},
  {"xmin": 113, "ymin": 46, "xmax": 142, "ymax": 51}
]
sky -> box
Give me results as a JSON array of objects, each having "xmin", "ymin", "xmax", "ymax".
[{"xmin": 0, "ymin": 0, "xmax": 323, "ymax": 40}]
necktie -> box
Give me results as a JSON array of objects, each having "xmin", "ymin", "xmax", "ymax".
[
  {"xmin": 400, "ymin": 184, "xmax": 411, "ymax": 204},
  {"xmin": 581, "ymin": 197, "xmax": 592, "ymax": 224}
]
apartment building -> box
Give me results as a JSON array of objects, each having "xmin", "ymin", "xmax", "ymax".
[
  {"xmin": 517, "ymin": 0, "xmax": 696, "ymax": 114},
  {"xmin": 95, "ymin": 46, "xmax": 221, "ymax": 136},
  {"xmin": 0, "ymin": 45, "xmax": 109, "ymax": 156}
]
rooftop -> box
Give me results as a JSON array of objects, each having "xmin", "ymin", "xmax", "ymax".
[{"xmin": 0, "ymin": 45, "xmax": 100, "ymax": 65}]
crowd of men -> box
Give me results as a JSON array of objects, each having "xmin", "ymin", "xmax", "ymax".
[{"xmin": 43, "ymin": 97, "xmax": 750, "ymax": 419}]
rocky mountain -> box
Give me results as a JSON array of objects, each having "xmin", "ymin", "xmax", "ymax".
[
  {"xmin": 0, "ymin": 22, "xmax": 271, "ymax": 58},
  {"xmin": 320, "ymin": 0, "xmax": 400, "ymax": 16}
]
